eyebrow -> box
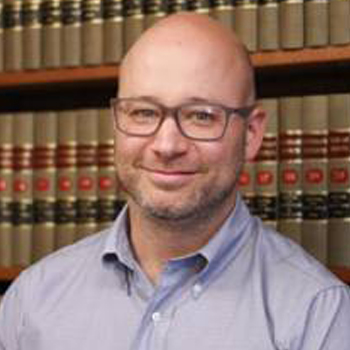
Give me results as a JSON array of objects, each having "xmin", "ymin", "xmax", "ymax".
[{"xmin": 126, "ymin": 95, "xmax": 219, "ymax": 105}]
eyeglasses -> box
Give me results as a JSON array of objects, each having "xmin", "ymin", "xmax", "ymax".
[{"xmin": 110, "ymin": 97, "xmax": 255, "ymax": 141}]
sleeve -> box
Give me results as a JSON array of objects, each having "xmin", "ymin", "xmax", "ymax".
[
  {"xmin": 0, "ymin": 278, "xmax": 25, "ymax": 350},
  {"xmin": 290, "ymin": 285, "xmax": 350, "ymax": 350}
]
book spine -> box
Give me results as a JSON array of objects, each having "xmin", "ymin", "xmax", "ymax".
[
  {"xmin": 144, "ymin": 0, "xmax": 166, "ymax": 29},
  {"xmin": 103, "ymin": 0, "xmax": 123, "ymax": 64},
  {"xmin": 123, "ymin": 0, "xmax": 145, "ymax": 53},
  {"xmin": 278, "ymin": 96, "xmax": 303, "ymax": 243},
  {"xmin": 258, "ymin": 0, "xmax": 279, "ymax": 51},
  {"xmin": 61, "ymin": 0, "xmax": 82, "ymax": 67},
  {"xmin": 22, "ymin": 0, "xmax": 42, "ymax": 70},
  {"xmin": 239, "ymin": 161, "xmax": 256, "ymax": 214},
  {"xmin": 187, "ymin": 0, "xmax": 211, "ymax": 14},
  {"xmin": 234, "ymin": 0, "xmax": 258, "ymax": 52},
  {"xmin": 304, "ymin": 0, "xmax": 329, "ymax": 47},
  {"xmin": 166, "ymin": 0, "xmax": 188, "ymax": 13},
  {"xmin": 210, "ymin": 0, "xmax": 234, "ymax": 31},
  {"xmin": 329, "ymin": 0, "xmax": 350, "ymax": 45},
  {"xmin": 32, "ymin": 112, "xmax": 56, "ymax": 262},
  {"xmin": 41, "ymin": 0, "xmax": 61, "ymax": 68},
  {"xmin": 56, "ymin": 110, "xmax": 77, "ymax": 249},
  {"xmin": 76, "ymin": 109, "xmax": 98, "ymax": 240},
  {"xmin": 82, "ymin": 0, "xmax": 103, "ymax": 65},
  {"xmin": 328, "ymin": 93, "xmax": 350, "ymax": 267},
  {"xmin": 301, "ymin": 95, "xmax": 328, "ymax": 264},
  {"xmin": 0, "ymin": 0, "xmax": 4, "ymax": 72},
  {"xmin": 3, "ymin": 0, "xmax": 22, "ymax": 71},
  {"xmin": 12, "ymin": 113, "xmax": 34, "ymax": 267},
  {"xmin": 279, "ymin": 0, "xmax": 304, "ymax": 49},
  {"xmin": 97, "ymin": 109, "xmax": 119, "ymax": 230},
  {"xmin": 255, "ymin": 98, "xmax": 279, "ymax": 229},
  {"xmin": 0, "ymin": 114, "xmax": 13, "ymax": 267}
]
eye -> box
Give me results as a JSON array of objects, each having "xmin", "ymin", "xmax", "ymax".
[
  {"xmin": 186, "ymin": 110, "xmax": 218, "ymax": 125},
  {"xmin": 129, "ymin": 108, "xmax": 159, "ymax": 123}
]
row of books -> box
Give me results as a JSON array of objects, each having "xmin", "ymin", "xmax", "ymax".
[
  {"xmin": 239, "ymin": 93, "xmax": 350, "ymax": 268},
  {"xmin": 0, "ymin": 93, "xmax": 349, "ymax": 269},
  {"xmin": 1, "ymin": 0, "xmax": 350, "ymax": 72}
]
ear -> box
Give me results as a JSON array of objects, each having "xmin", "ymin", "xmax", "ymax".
[{"xmin": 244, "ymin": 107, "xmax": 267, "ymax": 161}]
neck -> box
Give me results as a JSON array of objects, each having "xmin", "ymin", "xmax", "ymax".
[{"xmin": 127, "ymin": 195, "xmax": 237, "ymax": 284}]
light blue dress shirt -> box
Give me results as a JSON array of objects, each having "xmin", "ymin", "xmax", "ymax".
[{"xmin": 0, "ymin": 195, "xmax": 349, "ymax": 350}]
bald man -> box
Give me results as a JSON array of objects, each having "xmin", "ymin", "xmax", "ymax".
[{"xmin": 0, "ymin": 13, "xmax": 349, "ymax": 350}]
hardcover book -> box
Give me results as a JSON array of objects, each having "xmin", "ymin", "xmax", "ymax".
[
  {"xmin": 210, "ymin": 0, "xmax": 234, "ymax": 30},
  {"xmin": 144, "ymin": 0, "xmax": 167, "ymax": 29},
  {"xmin": 258, "ymin": 0, "xmax": 279, "ymax": 51},
  {"xmin": 187, "ymin": 0, "xmax": 211, "ymax": 14},
  {"xmin": 329, "ymin": 0, "xmax": 350, "ymax": 45},
  {"xmin": 0, "ymin": 0, "xmax": 4, "ymax": 71}
]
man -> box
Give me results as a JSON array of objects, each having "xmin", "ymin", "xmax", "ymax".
[{"xmin": 0, "ymin": 12, "xmax": 349, "ymax": 350}]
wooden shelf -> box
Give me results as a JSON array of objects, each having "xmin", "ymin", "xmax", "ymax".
[
  {"xmin": 0, "ymin": 45, "xmax": 350, "ymax": 90},
  {"xmin": 0, "ymin": 266, "xmax": 349, "ymax": 284}
]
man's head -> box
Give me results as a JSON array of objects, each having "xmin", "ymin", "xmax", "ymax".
[{"xmin": 113, "ymin": 12, "xmax": 266, "ymax": 224}]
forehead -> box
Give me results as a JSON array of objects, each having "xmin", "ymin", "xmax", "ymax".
[{"xmin": 119, "ymin": 39, "xmax": 248, "ymax": 106}]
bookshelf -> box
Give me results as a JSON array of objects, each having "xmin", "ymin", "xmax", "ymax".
[{"xmin": 0, "ymin": 46, "xmax": 349, "ymax": 286}]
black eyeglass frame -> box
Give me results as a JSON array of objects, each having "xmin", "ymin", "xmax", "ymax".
[{"xmin": 110, "ymin": 97, "xmax": 256, "ymax": 142}]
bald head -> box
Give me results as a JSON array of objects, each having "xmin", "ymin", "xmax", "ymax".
[{"xmin": 119, "ymin": 12, "xmax": 256, "ymax": 106}]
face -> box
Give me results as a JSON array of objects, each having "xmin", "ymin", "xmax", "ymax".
[{"xmin": 114, "ymin": 40, "xmax": 262, "ymax": 223}]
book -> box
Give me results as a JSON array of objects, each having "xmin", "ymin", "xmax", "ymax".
[
  {"xmin": 82, "ymin": 0, "xmax": 103, "ymax": 65},
  {"xmin": 55, "ymin": 110, "xmax": 77, "ymax": 249},
  {"xmin": 61, "ymin": 0, "xmax": 82, "ymax": 67},
  {"xmin": 210, "ymin": 0, "xmax": 234, "ymax": 30},
  {"xmin": 3, "ymin": 0, "xmax": 22, "ymax": 71},
  {"xmin": 0, "ymin": 114, "xmax": 13, "ymax": 267},
  {"xmin": 123, "ymin": 0, "xmax": 145, "ymax": 54},
  {"xmin": 255, "ymin": 98, "xmax": 279, "ymax": 229},
  {"xmin": 41, "ymin": 0, "xmax": 61, "ymax": 68},
  {"xmin": 328, "ymin": 93, "xmax": 350, "ymax": 267},
  {"xmin": 304, "ymin": 0, "xmax": 329, "ymax": 47},
  {"xmin": 144, "ymin": 0, "xmax": 167, "ymax": 29},
  {"xmin": 103, "ymin": 0, "xmax": 123, "ymax": 64},
  {"xmin": 279, "ymin": 0, "xmax": 304, "ymax": 49},
  {"xmin": 22, "ymin": 0, "xmax": 41, "ymax": 70},
  {"xmin": 278, "ymin": 96, "xmax": 303, "ymax": 243},
  {"xmin": 329, "ymin": 0, "xmax": 350, "ymax": 45},
  {"xmin": 12, "ymin": 113, "xmax": 34, "ymax": 267},
  {"xmin": 0, "ymin": 0, "xmax": 4, "ymax": 72},
  {"xmin": 301, "ymin": 95, "xmax": 328, "ymax": 264},
  {"xmin": 187, "ymin": 0, "xmax": 211, "ymax": 14},
  {"xmin": 76, "ymin": 109, "xmax": 98, "ymax": 240},
  {"xmin": 97, "ymin": 108, "xmax": 119, "ymax": 230},
  {"xmin": 239, "ymin": 161, "xmax": 256, "ymax": 214},
  {"xmin": 234, "ymin": 0, "xmax": 258, "ymax": 52},
  {"xmin": 167, "ymin": 0, "xmax": 188, "ymax": 13},
  {"xmin": 32, "ymin": 112, "xmax": 57, "ymax": 262},
  {"xmin": 258, "ymin": 0, "xmax": 279, "ymax": 51}
]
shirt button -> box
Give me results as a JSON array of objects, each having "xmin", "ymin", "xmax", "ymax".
[
  {"xmin": 193, "ymin": 284, "xmax": 202, "ymax": 297},
  {"xmin": 152, "ymin": 312, "xmax": 161, "ymax": 323}
]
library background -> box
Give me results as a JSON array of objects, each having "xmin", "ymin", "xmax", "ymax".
[{"xmin": 0, "ymin": 0, "xmax": 350, "ymax": 302}]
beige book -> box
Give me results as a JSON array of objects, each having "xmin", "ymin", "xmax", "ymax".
[
  {"xmin": 41, "ymin": 0, "xmax": 61, "ymax": 68},
  {"xmin": 258, "ymin": 0, "xmax": 279, "ymax": 51},
  {"xmin": 62, "ymin": 0, "xmax": 82, "ymax": 67},
  {"xmin": 301, "ymin": 95, "xmax": 328, "ymax": 265},
  {"xmin": 187, "ymin": 0, "xmax": 211, "ymax": 14},
  {"xmin": 255, "ymin": 98, "xmax": 279, "ymax": 229},
  {"xmin": 144, "ymin": 0, "xmax": 167, "ymax": 29},
  {"xmin": 329, "ymin": 0, "xmax": 350, "ymax": 45},
  {"xmin": 234, "ymin": 0, "xmax": 258, "ymax": 52},
  {"xmin": 3, "ymin": 0, "xmax": 22, "ymax": 71},
  {"xmin": 55, "ymin": 110, "xmax": 77, "ymax": 249},
  {"xmin": 239, "ymin": 161, "xmax": 256, "ymax": 214},
  {"xmin": 97, "ymin": 108, "xmax": 118, "ymax": 230},
  {"xmin": 82, "ymin": 0, "xmax": 103, "ymax": 66},
  {"xmin": 327, "ymin": 93, "xmax": 350, "ymax": 267},
  {"xmin": 12, "ymin": 113, "xmax": 34, "ymax": 267},
  {"xmin": 103, "ymin": 0, "xmax": 123, "ymax": 64},
  {"xmin": 32, "ymin": 112, "xmax": 56, "ymax": 262},
  {"xmin": 0, "ymin": 0, "xmax": 4, "ymax": 71},
  {"xmin": 22, "ymin": 0, "xmax": 41, "ymax": 70},
  {"xmin": 167, "ymin": 0, "xmax": 188, "ymax": 13},
  {"xmin": 305, "ymin": 0, "xmax": 329, "ymax": 47},
  {"xmin": 210, "ymin": 0, "xmax": 234, "ymax": 31},
  {"xmin": 0, "ymin": 114, "xmax": 13, "ymax": 267},
  {"xmin": 279, "ymin": 0, "xmax": 304, "ymax": 49},
  {"xmin": 278, "ymin": 97, "xmax": 303, "ymax": 244},
  {"xmin": 123, "ymin": 0, "xmax": 145, "ymax": 54},
  {"xmin": 76, "ymin": 109, "xmax": 98, "ymax": 240}
]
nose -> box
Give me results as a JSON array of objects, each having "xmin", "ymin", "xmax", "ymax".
[{"xmin": 150, "ymin": 115, "xmax": 189, "ymax": 160}]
